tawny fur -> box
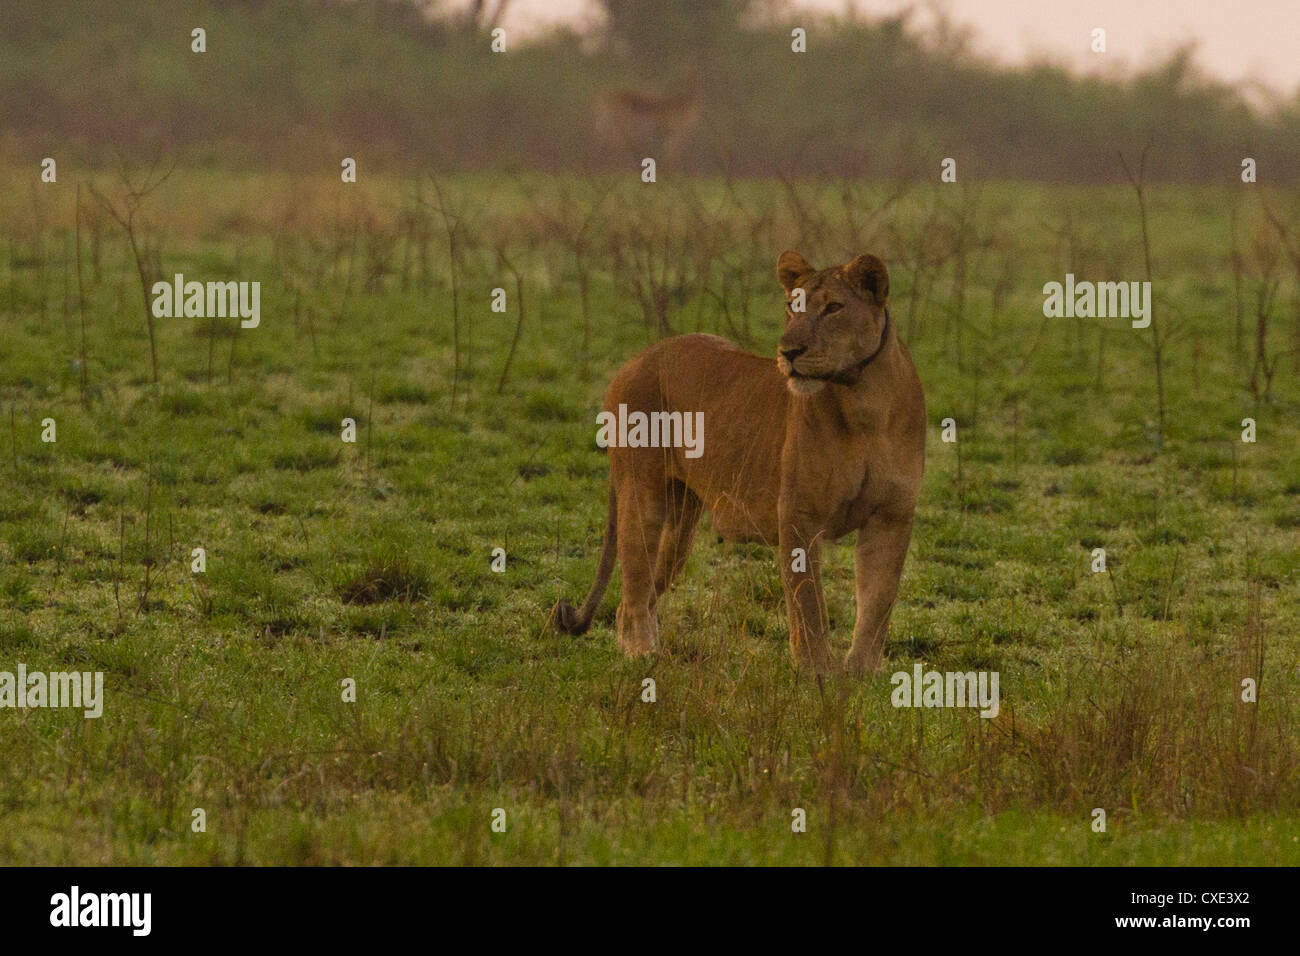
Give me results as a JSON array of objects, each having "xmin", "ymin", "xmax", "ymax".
[{"xmin": 552, "ymin": 251, "xmax": 926, "ymax": 674}]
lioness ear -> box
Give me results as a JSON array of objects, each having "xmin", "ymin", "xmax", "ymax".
[
  {"xmin": 777, "ymin": 250, "xmax": 815, "ymax": 294},
  {"xmin": 842, "ymin": 254, "xmax": 889, "ymax": 306}
]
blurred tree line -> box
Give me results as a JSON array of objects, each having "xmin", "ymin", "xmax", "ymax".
[{"xmin": 3, "ymin": 0, "xmax": 1297, "ymax": 182}]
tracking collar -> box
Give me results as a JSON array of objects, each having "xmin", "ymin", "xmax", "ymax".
[{"xmin": 828, "ymin": 306, "xmax": 892, "ymax": 385}]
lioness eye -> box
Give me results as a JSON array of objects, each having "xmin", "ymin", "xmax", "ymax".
[{"xmin": 823, "ymin": 302, "xmax": 843, "ymax": 315}]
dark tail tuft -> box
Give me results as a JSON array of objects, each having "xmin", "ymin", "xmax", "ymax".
[{"xmin": 550, "ymin": 599, "xmax": 591, "ymax": 635}]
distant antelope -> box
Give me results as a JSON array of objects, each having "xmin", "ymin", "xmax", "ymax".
[{"xmin": 592, "ymin": 78, "xmax": 701, "ymax": 170}]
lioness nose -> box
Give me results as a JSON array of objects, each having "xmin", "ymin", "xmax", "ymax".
[{"xmin": 780, "ymin": 347, "xmax": 805, "ymax": 363}]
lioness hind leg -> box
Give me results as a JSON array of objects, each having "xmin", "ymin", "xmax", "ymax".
[
  {"xmin": 652, "ymin": 481, "xmax": 703, "ymax": 606},
  {"xmin": 613, "ymin": 477, "xmax": 667, "ymax": 657}
]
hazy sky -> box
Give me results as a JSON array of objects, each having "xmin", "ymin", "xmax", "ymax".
[{"xmin": 491, "ymin": 0, "xmax": 1300, "ymax": 100}]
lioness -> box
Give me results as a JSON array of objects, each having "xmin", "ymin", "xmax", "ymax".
[{"xmin": 552, "ymin": 251, "xmax": 925, "ymax": 673}]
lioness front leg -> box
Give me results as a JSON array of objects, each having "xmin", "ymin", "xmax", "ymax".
[
  {"xmin": 845, "ymin": 511, "xmax": 914, "ymax": 674},
  {"xmin": 777, "ymin": 517, "xmax": 834, "ymax": 674}
]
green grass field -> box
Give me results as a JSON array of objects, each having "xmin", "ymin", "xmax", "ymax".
[{"xmin": 1, "ymin": 169, "xmax": 1298, "ymax": 864}]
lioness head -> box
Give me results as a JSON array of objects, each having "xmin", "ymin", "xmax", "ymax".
[{"xmin": 775, "ymin": 251, "xmax": 890, "ymax": 395}]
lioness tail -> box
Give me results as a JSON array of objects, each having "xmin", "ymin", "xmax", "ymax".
[{"xmin": 551, "ymin": 484, "xmax": 618, "ymax": 635}]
